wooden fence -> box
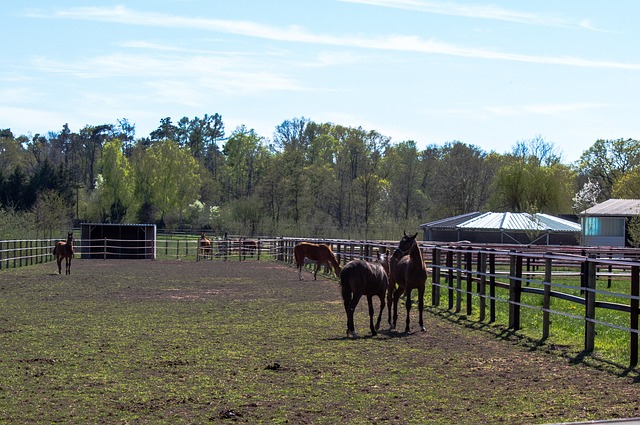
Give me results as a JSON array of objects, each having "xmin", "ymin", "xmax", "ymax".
[
  {"xmin": 3, "ymin": 235, "xmax": 640, "ymax": 368},
  {"xmin": 277, "ymin": 238, "xmax": 640, "ymax": 370}
]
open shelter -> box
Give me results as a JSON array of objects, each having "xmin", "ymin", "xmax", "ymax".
[{"xmin": 420, "ymin": 212, "xmax": 581, "ymax": 245}]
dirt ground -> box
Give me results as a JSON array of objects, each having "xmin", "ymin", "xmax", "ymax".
[{"xmin": 3, "ymin": 258, "xmax": 640, "ymax": 424}]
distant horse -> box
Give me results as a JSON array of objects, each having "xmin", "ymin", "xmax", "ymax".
[
  {"xmin": 388, "ymin": 231, "xmax": 427, "ymax": 333},
  {"xmin": 341, "ymin": 259, "xmax": 388, "ymax": 338},
  {"xmin": 294, "ymin": 242, "xmax": 341, "ymax": 280},
  {"xmin": 199, "ymin": 232, "xmax": 212, "ymax": 260},
  {"xmin": 53, "ymin": 232, "xmax": 74, "ymax": 275},
  {"xmin": 240, "ymin": 237, "xmax": 258, "ymax": 258},
  {"xmin": 376, "ymin": 248, "xmax": 390, "ymax": 277}
]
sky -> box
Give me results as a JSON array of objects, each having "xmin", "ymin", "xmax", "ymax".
[{"xmin": 1, "ymin": 1, "xmax": 639, "ymax": 164}]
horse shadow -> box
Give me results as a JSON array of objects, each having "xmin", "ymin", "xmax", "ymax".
[{"xmin": 326, "ymin": 328, "xmax": 416, "ymax": 341}]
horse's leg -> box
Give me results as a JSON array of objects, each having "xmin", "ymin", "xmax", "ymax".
[
  {"xmin": 56, "ymin": 255, "xmax": 62, "ymax": 274},
  {"xmin": 347, "ymin": 292, "xmax": 362, "ymax": 338},
  {"xmin": 392, "ymin": 287, "xmax": 403, "ymax": 331},
  {"xmin": 387, "ymin": 285, "xmax": 394, "ymax": 330},
  {"xmin": 67, "ymin": 257, "xmax": 72, "ymax": 275},
  {"xmin": 404, "ymin": 288, "xmax": 413, "ymax": 333},
  {"xmin": 418, "ymin": 284, "xmax": 426, "ymax": 332},
  {"xmin": 366, "ymin": 295, "xmax": 377, "ymax": 336},
  {"xmin": 375, "ymin": 294, "xmax": 385, "ymax": 332},
  {"xmin": 343, "ymin": 293, "xmax": 352, "ymax": 337},
  {"xmin": 313, "ymin": 262, "xmax": 321, "ymax": 280}
]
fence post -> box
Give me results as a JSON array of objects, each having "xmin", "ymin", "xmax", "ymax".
[
  {"xmin": 465, "ymin": 248, "xmax": 473, "ymax": 316},
  {"xmin": 0, "ymin": 241, "xmax": 3, "ymax": 270},
  {"xmin": 478, "ymin": 251, "xmax": 486, "ymax": 322},
  {"xmin": 584, "ymin": 256, "xmax": 597, "ymax": 353},
  {"xmin": 630, "ymin": 265, "xmax": 639, "ymax": 368},
  {"xmin": 432, "ymin": 247, "xmax": 441, "ymax": 307},
  {"xmin": 489, "ymin": 252, "xmax": 496, "ymax": 323},
  {"xmin": 455, "ymin": 250, "xmax": 462, "ymax": 313},
  {"xmin": 508, "ymin": 251, "xmax": 523, "ymax": 330},
  {"xmin": 104, "ymin": 238, "xmax": 107, "ymax": 260},
  {"xmin": 542, "ymin": 255, "xmax": 552, "ymax": 340},
  {"xmin": 446, "ymin": 250, "xmax": 454, "ymax": 310}
]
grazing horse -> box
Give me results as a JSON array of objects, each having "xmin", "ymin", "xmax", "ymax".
[
  {"xmin": 294, "ymin": 242, "xmax": 341, "ymax": 280},
  {"xmin": 53, "ymin": 232, "xmax": 74, "ymax": 275},
  {"xmin": 340, "ymin": 259, "xmax": 388, "ymax": 338},
  {"xmin": 199, "ymin": 232, "xmax": 212, "ymax": 259},
  {"xmin": 388, "ymin": 231, "xmax": 427, "ymax": 333}
]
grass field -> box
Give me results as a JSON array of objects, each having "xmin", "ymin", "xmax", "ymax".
[{"xmin": 1, "ymin": 259, "xmax": 639, "ymax": 424}]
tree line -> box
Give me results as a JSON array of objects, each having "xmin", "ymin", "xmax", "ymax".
[{"xmin": 1, "ymin": 115, "xmax": 638, "ymax": 240}]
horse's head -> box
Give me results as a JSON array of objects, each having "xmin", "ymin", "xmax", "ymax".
[
  {"xmin": 67, "ymin": 232, "xmax": 73, "ymax": 244},
  {"xmin": 397, "ymin": 231, "xmax": 417, "ymax": 255}
]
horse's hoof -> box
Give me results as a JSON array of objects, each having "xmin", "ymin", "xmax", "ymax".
[{"xmin": 420, "ymin": 326, "xmax": 426, "ymax": 332}]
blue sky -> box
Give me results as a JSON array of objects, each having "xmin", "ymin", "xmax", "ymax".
[{"xmin": 2, "ymin": 1, "xmax": 639, "ymax": 163}]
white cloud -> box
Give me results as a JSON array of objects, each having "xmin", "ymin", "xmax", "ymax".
[
  {"xmin": 484, "ymin": 103, "xmax": 607, "ymax": 116},
  {"xmin": 29, "ymin": 5, "xmax": 640, "ymax": 70},
  {"xmin": 339, "ymin": 0, "xmax": 586, "ymax": 29}
]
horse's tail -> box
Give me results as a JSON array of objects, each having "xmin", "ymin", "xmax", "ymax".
[
  {"xmin": 340, "ymin": 265, "xmax": 354, "ymax": 302},
  {"xmin": 294, "ymin": 244, "xmax": 304, "ymax": 267}
]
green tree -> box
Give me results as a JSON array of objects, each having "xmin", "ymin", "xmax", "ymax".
[
  {"xmin": 0, "ymin": 129, "xmax": 26, "ymax": 175},
  {"xmin": 612, "ymin": 169, "xmax": 640, "ymax": 198},
  {"xmin": 491, "ymin": 155, "xmax": 574, "ymax": 214},
  {"xmin": 32, "ymin": 189, "xmax": 72, "ymax": 238},
  {"xmin": 428, "ymin": 142, "xmax": 496, "ymax": 217},
  {"xmin": 273, "ymin": 117, "xmax": 311, "ymax": 225},
  {"xmin": 381, "ymin": 140, "xmax": 423, "ymax": 221},
  {"xmin": 145, "ymin": 140, "xmax": 201, "ymax": 227},
  {"xmin": 577, "ymin": 138, "xmax": 640, "ymax": 200},
  {"xmin": 98, "ymin": 139, "xmax": 133, "ymax": 222},
  {"xmin": 222, "ymin": 126, "xmax": 267, "ymax": 199}
]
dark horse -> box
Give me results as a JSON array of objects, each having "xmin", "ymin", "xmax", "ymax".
[
  {"xmin": 388, "ymin": 231, "xmax": 427, "ymax": 333},
  {"xmin": 340, "ymin": 259, "xmax": 388, "ymax": 338},
  {"xmin": 53, "ymin": 232, "xmax": 74, "ymax": 275},
  {"xmin": 294, "ymin": 242, "xmax": 341, "ymax": 280},
  {"xmin": 240, "ymin": 236, "xmax": 258, "ymax": 258}
]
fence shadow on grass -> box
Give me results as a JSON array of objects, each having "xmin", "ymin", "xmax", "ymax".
[{"xmin": 425, "ymin": 305, "xmax": 640, "ymax": 380}]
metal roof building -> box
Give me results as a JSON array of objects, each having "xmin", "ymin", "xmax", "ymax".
[
  {"xmin": 420, "ymin": 212, "xmax": 581, "ymax": 245},
  {"xmin": 580, "ymin": 199, "xmax": 640, "ymax": 246}
]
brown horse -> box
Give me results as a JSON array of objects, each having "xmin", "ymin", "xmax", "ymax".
[
  {"xmin": 340, "ymin": 259, "xmax": 388, "ymax": 338},
  {"xmin": 199, "ymin": 232, "xmax": 212, "ymax": 259},
  {"xmin": 53, "ymin": 232, "xmax": 74, "ymax": 275},
  {"xmin": 294, "ymin": 242, "xmax": 341, "ymax": 280},
  {"xmin": 388, "ymin": 231, "xmax": 427, "ymax": 333}
]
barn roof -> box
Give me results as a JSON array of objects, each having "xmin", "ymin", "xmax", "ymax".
[
  {"xmin": 420, "ymin": 212, "xmax": 581, "ymax": 232},
  {"xmin": 580, "ymin": 199, "xmax": 640, "ymax": 216}
]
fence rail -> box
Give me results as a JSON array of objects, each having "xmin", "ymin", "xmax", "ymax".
[{"xmin": 4, "ymin": 235, "xmax": 640, "ymax": 368}]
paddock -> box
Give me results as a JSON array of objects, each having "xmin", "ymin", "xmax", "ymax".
[{"xmin": 0, "ymin": 259, "xmax": 638, "ymax": 423}]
